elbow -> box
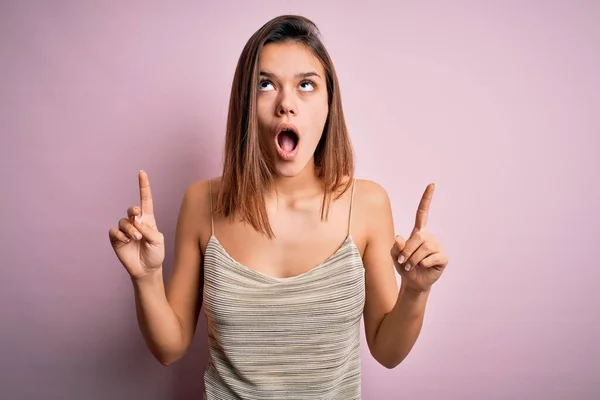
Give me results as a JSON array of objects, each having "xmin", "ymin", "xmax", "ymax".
[
  {"xmin": 156, "ymin": 351, "xmax": 183, "ymax": 367},
  {"xmin": 371, "ymin": 345, "xmax": 408, "ymax": 370},
  {"xmin": 158, "ymin": 358, "xmax": 171, "ymax": 366},
  {"xmin": 159, "ymin": 357, "xmax": 177, "ymax": 367},
  {"xmin": 369, "ymin": 332, "xmax": 416, "ymax": 369},
  {"xmin": 377, "ymin": 354, "xmax": 404, "ymax": 370},
  {"xmin": 148, "ymin": 332, "xmax": 190, "ymax": 367},
  {"xmin": 381, "ymin": 358, "xmax": 402, "ymax": 369},
  {"xmin": 150, "ymin": 344, "xmax": 187, "ymax": 367}
]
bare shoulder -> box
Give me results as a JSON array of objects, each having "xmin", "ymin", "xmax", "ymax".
[
  {"xmin": 353, "ymin": 178, "xmax": 392, "ymax": 210},
  {"xmin": 178, "ymin": 176, "xmax": 222, "ymax": 248},
  {"xmin": 182, "ymin": 176, "xmax": 222, "ymax": 205},
  {"xmin": 350, "ymin": 178, "xmax": 393, "ymax": 251}
]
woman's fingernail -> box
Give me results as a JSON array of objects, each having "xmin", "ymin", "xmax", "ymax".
[
  {"xmin": 134, "ymin": 231, "xmax": 142, "ymax": 240},
  {"xmin": 405, "ymin": 263, "xmax": 411, "ymax": 271},
  {"xmin": 398, "ymin": 255, "xmax": 405, "ymax": 264}
]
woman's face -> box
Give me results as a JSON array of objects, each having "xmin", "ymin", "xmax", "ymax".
[{"xmin": 256, "ymin": 42, "xmax": 329, "ymax": 178}]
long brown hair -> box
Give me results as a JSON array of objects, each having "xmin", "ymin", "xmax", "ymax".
[{"xmin": 216, "ymin": 15, "xmax": 354, "ymax": 238}]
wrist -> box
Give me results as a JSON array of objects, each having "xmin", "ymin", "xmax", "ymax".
[
  {"xmin": 399, "ymin": 283, "xmax": 431, "ymax": 300},
  {"xmin": 388, "ymin": 283, "xmax": 429, "ymax": 322},
  {"xmin": 131, "ymin": 267, "xmax": 164, "ymax": 288}
]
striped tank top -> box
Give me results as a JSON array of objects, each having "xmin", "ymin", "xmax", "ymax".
[{"xmin": 202, "ymin": 179, "xmax": 366, "ymax": 399}]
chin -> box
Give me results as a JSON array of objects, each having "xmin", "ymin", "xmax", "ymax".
[{"xmin": 272, "ymin": 158, "xmax": 313, "ymax": 178}]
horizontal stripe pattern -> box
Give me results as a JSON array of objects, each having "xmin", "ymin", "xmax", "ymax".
[{"xmin": 202, "ymin": 234, "xmax": 366, "ymax": 399}]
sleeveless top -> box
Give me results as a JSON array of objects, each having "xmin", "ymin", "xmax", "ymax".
[{"xmin": 202, "ymin": 179, "xmax": 366, "ymax": 399}]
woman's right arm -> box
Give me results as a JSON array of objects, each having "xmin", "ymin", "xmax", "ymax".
[
  {"xmin": 110, "ymin": 173, "xmax": 207, "ymax": 366},
  {"xmin": 135, "ymin": 181, "xmax": 207, "ymax": 365}
]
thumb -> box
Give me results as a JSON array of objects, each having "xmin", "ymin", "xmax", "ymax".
[
  {"xmin": 390, "ymin": 235, "xmax": 406, "ymax": 260},
  {"xmin": 133, "ymin": 217, "xmax": 163, "ymax": 245}
]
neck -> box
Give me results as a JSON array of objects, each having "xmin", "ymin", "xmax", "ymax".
[{"xmin": 269, "ymin": 161, "xmax": 322, "ymax": 199}]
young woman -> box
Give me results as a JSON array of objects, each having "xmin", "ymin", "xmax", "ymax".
[{"xmin": 109, "ymin": 15, "xmax": 448, "ymax": 399}]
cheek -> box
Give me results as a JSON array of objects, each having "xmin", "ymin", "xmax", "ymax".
[
  {"xmin": 257, "ymin": 97, "xmax": 270, "ymax": 121},
  {"xmin": 257, "ymin": 97, "xmax": 275, "ymax": 132},
  {"xmin": 309, "ymin": 99, "xmax": 328, "ymax": 137}
]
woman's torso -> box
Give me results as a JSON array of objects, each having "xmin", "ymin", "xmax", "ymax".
[{"xmin": 199, "ymin": 177, "xmax": 368, "ymax": 399}]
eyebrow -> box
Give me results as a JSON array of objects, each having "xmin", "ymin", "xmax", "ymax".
[{"xmin": 259, "ymin": 71, "xmax": 322, "ymax": 80}]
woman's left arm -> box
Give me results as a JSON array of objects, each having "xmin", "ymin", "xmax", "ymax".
[{"xmin": 360, "ymin": 181, "xmax": 448, "ymax": 369}]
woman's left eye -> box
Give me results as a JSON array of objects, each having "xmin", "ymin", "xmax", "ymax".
[{"xmin": 299, "ymin": 81, "xmax": 315, "ymax": 92}]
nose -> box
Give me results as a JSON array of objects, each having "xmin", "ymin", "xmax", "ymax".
[
  {"xmin": 277, "ymin": 104, "xmax": 295, "ymax": 116},
  {"xmin": 276, "ymin": 88, "xmax": 297, "ymax": 116}
]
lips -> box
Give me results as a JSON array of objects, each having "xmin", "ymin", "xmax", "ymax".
[{"xmin": 274, "ymin": 122, "xmax": 300, "ymax": 161}]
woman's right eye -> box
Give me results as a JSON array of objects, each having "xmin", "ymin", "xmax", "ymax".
[{"xmin": 259, "ymin": 80, "xmax": 275, "ymax": 91}]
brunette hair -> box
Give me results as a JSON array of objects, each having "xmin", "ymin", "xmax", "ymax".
[{"xmin": 216, "ymin": 15, "xmax": 354, "ymax": 238}]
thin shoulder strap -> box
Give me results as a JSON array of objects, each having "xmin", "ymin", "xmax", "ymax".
[
  {"xmin": 348, "ymin": 178, "xmax": 357, "ymax": 236},
  {"xmin": 208, "ymin": 178, "xmax": 214, "ymax": 235}
]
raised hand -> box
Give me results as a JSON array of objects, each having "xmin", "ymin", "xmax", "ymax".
[
  {"xmin": 392, "ymin": 183, "xmax": 448, "ymax": 292},
  {"xmin": 108, "ymin": 170, "xmax": 165, "ymax": 280}
]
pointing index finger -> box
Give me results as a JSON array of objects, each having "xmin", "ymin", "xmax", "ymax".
[
  {"xmin": 139, "ymin": 170, "xmax": 154, "ymax": 216},
  {"xmin": 414, "ymin": 183, "xmax": 435, "ymax": 231}
]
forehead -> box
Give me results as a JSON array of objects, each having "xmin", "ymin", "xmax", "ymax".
[{"xmin": 259, "ymin": 42, "xmax": 324, "ymax": 77}]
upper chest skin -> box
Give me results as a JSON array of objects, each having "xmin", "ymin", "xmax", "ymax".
[{"xmin": 199, "ymin": 178, "xmax": 368, "ymax": 279}]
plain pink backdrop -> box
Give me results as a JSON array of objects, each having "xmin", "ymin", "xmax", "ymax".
[{"xmin": 2, "ymin": 1, "xmax": 599, "ymax": 399}]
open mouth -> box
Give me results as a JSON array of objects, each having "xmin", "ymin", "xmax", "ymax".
[
  {"xmin": 277, "ymin": 128, "xmax": 299, "ymax": 152},
  {"xmin": 274, "ymin": 123, "xmax": 300, "ymax": 160}
]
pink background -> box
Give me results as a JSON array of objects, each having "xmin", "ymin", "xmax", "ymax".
[{"xmin": 2, "ymin": 1, "xmax": 599, "ymax": 399}]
